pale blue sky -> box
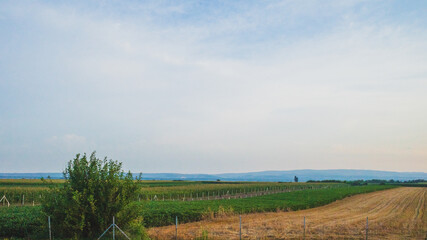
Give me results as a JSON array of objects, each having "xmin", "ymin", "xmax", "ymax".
[{"xmin": 1, "ymin": 0, "xmax": 426, "ymax": 173}]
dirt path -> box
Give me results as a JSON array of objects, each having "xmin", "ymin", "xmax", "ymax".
[{"xmin": 148, "ymin": 187, "xmax": 426, "ymax": 239}]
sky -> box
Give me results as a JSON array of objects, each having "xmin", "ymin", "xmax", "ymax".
[{"xmin": 0, "ymin": 0, "xmax": 426, "ymax": 173}]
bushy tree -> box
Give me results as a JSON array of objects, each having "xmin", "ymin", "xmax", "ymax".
[
  {"xmin": 42, "ymin": 152, "xmax": 144, "ymax": 238},
  {"xmin": 294, "ymin": 176, "xmax": 298, "ymax": 183}
]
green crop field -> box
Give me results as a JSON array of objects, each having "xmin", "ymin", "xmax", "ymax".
[
  {"xmin": 0, "ymin": 180, "xmax": 395, "ymax": 238},
  {"xmin": 0, "ymin": 179, "xmax": 342, "ymax": 205},
  {"xmin": 135, "ymin": 182, "xmax": 342, "ymax": 201}
]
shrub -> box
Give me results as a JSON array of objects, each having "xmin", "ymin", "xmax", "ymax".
[{"xmin": 41, "ymin": 152, "xmax": 143, "ymax": 238}]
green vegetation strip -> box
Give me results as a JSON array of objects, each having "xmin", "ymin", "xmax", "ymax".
[
  {"xmin": 0, "ymin": 206, "xmax": 46, "ymax": 238},
  {"xmin": 0, "ymin": 185, "xmax": 395, "ymax": 238},
  {"xmin": 0, "ymin": 180, "xmax": 339, "ymax": 204}
]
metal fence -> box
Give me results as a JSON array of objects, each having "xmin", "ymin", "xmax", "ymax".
[{"xmin": 39, "ymin": 215, "xmax": 372, "ymax": 240}]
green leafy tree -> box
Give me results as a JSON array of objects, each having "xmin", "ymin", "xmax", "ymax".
[{"xmin": 42, "ymin": 152, "xmax": 144, "ymax": 238}]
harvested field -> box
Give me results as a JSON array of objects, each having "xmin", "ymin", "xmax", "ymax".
[{"xmin": 148, "ymin": 187, "xmax": 426, "ymax": 239}]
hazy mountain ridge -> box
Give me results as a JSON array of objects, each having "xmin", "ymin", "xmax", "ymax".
[{"xmin": 1, "ymin": 169, "xmax": 425, "ymax": 182}]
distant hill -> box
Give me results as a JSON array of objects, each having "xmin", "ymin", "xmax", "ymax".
[{"xmin": 1, "ymin": 169, "xmax": 426, "ymax": 182}]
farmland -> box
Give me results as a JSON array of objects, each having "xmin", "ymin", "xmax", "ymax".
[
  {"xmin": 0, "ymin": 179, "xmax": 396, "ymax": 238},
  {"xmin": 149, "ymin": 187, "xmax": 427, "ymax": 239},
  {"xmin": 0, "ymin": 179, "xmax": 343, "ymax": 205},
  {"xmin": 139, "ymin": 184, "xmax": 394, "ymax": 227}
]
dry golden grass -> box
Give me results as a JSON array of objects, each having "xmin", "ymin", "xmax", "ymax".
[{"xmin": 148, "ymin": 187, "xmax": 426, "ymax": 239}]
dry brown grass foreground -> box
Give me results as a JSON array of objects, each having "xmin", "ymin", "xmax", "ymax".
[{"xmin": 148, "ymin": 187, "xmax": 426, "ymax": 239}]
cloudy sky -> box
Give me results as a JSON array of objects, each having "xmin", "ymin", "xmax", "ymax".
[{"xmin": 1, "ymin": 0, "xmax": 426, "ymax": 173}]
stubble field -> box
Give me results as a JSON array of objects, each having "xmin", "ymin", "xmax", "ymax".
[{"xmin": 148, "ymin": 187, "xmax": 426, "ymax": 239}]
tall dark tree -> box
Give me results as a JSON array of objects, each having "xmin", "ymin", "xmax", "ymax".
[{"xmin": 41, "ymin": 152, "xmax": 144, "ymax": 238}]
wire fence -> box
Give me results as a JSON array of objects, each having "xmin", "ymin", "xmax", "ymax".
[
  {"xmin": 170, "ymin": 215, "xmax": 374, "ymax": 240},
  {"xmin": 39, "ymin": 215, "xmax": 374, "ymax": 240}
]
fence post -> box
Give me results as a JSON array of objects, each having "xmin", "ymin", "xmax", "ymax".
[
  {"xmin": 303, "ymin": 216, "xmax": 306, "ymax": 240},
  {"xmin": 366, "ymin": 217, "xmax": 368, "ymax": 240},
  {"xmin": 175, "ymin": 216, "xmax": 178, "ymax": 240},
  {"xmin": 239, "ymin": 215, "xmax": 242, "ymax": 240},
  {"xmin": 113, "ymin": 216, "xmax": 115, "ymax": 240},
  {"xmin": 22, "ymin": 195, "xmax": 25, "ymax": 206},
  {"xmin": 48, "ymin": 216, "xmax": 52, "ymax": 240},
  {"xmin": 97, "ymin": 216, "xmax": 129, "ymax": 240}
]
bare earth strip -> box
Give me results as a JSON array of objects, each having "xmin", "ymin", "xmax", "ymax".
[{"xmin": 148, "ymin": 187, "xmax": 426, "ymax": 239}]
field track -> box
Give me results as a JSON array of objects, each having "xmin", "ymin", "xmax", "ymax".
[{"xmin": 148, "ymin": 187, "xmax": 426, "ymax": 239}]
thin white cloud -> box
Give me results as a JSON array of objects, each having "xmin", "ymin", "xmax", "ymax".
[{"xmin": 47, "ymin": 134, "xmax": 88, "ymax": 151}]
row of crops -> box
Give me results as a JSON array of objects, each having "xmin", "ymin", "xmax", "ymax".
[
  {"xmin": 0, "ymin": 180, "xmax": 345, "ymax": 205},
  {"xmin": 0, "ymin": 187, "xmax": 48, "ymax": 206},
  {"xmin": 135, "ymin": 182, "xmax": 347, "ymax": 201},
  {"xmin": 0, "ymin": 179, "xmax": 64, "ymax": 187}
]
